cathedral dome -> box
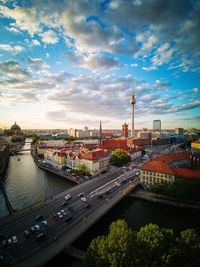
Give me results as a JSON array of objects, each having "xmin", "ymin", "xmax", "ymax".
[{"xmin": 10, "ymin": 122, "xmax": 21, "ymax": 131}]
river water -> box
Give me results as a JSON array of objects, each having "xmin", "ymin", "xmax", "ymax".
[{"xmin": 0, "ymin": 139, "xmax": 75, "ymax": 218}]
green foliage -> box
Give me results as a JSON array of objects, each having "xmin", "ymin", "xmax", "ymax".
[
  {"xmin": 150, "ymin": 178, "xmax": 200, "ymax": 201},
  {"xmin": 84, "ymin": 219, "xmax": 200, "ymax": 267},
  {"xmin": 110, "ymin": 150, "xmax": 131, "ymax": 167}
]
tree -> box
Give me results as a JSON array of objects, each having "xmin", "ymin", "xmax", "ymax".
[
  {"xmin": 84, "ymin": 219, "xmax": 136, "ymax": 267},
  {"xmin": 84, "ymin": 220, "xmax": 200, "ymax": 267},
  {"xmin": 110, "ymin": 150, "xmax": 131, "ymax": 167}
]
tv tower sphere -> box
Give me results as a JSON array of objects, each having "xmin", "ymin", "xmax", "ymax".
[{"xmin": 130, "ymin": 80, "xmax": 136, "ymax": 137}]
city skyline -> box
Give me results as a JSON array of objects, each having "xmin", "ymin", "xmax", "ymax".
[{"xmin": 0, "ymin": 0, "xmax": 200, "ymax": 130}]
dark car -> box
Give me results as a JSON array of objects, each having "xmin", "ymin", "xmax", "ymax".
[
  {"xmin": 61, "ymin": 200, "xmax": 68, "ymax": 206},
  {"xmin": 24, "ymin": 230, "xmax": 31, "ymax": 237},
  {"xmin": 36, "ymin": 232, "xmax": 47, "ymax": 241},
  {"xmin": 68, "ymin": 206, "xmax": 73, "ymax": 212},
  {"xmin": 35, "ymin": 214, "xmax": 44, "ymax": 221},
  {"xmin": 30, "ymin": 226, "xmax": 36, "ymax": 234},
  {"xmin": 1, "ymin": 240, "xmax": 7, "ymax": 248}
]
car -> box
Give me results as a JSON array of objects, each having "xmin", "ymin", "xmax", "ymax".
[
  {"xmin": 42, "ymin": 220, "xmax": 48, "ymax": 227},
  {"xmin": 35, "ymin": 214, "xmax": 44, "ymax": 221},
  {"xmin": 98, "ymin": 195, "xmax": 103, "ymax": 199},
  {"xmin": 68, "ymin": 206, "xmax": 73, "ymax": 212},
  {"xmin": 30, "ymin": 226, "xmax": 36, "ymax": 234},
  {"xmin": 12, "ymin": 236, "xmax": 18, "ymax": 244},
  {"xmin": 64, "ymin": 194, "xmax": 71, "ymax": 201},
  {"xmin": 61, "ymin": 200, "xmax": 68, "ymax": 206},
  {"xmin": 57, "ymin": 212, "xmax": 63, "ymax": 219},
  {"xmin": 34, "ymin": 224, "xmax": 40, "ymax": 231},
  {"xmin": 7, "ymin": 238, "xmax": 12, "ymax": 245},
  {"xmin": 1, "ymin": 240, "xmax": 7, "ymax": 248},
  {"xmin": 81, "ymin": 197, "xmax": 87, "ymax": 202},
  {"xmin": 24, "ymin": 230, "xmax": 31, "ymax": 237},
  {"xmin": 77, "ymin": 192, "xmax": 84, "ymax": 198},
  {"xmin": 60, "ymin": 209, "xmax": 66, "ymax": 216},
  {"xmin": 36, "ymin": 232, "xmax": 47, "ymax": 241}
]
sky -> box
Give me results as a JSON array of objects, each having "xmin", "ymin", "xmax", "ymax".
[{"xmin": 0, "ymin": 0, "xmax": 200, "ymax": 130}]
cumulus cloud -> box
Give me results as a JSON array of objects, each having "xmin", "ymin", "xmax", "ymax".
[
  {"xmin": 0, "ymin": 44, "xmax": 24, "ymax": 54},
  {"xmin": 0, "ymin": 60, "xmax": 30, "ymax": 81},
  {"xmin": 192, "ymin": 88, "xmax": 199, "ymax": 93},
  {"xmin": 66, "ymin": 50, "xmax": 121, "ymax": 71},
  {"xmin": 28, "ymin": 57, "xmax": 49, "ymax": 69},
  {"xmin": 142, "ymin": 66, "xmax": 157, "ymax": 71},
  {"xmin": 41, "ymin": 29, "xmax": 59, "ymax": 44}
]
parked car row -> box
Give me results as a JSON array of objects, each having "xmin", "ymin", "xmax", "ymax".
[{"xmin": 1, "ymin": 235, "xmax": 18, "ymax": 248}]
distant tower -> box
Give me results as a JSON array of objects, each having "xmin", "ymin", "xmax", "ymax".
[
  {"xmin": 122, "ymin": 123, "xmax": 128, "ymax": 138},
  {"xmin": 99, "ymin": 120, "xmax": 102, "ymax": 146},
  {"xmin": 130, "ymin": 80, "xmax": 136, "ymax": 138},
  {"xmin": 153, "ymin": 120, "xmax": 161, "ymax": 131}
]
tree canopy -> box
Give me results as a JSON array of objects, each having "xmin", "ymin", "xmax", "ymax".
[
  {"xmin": 84, "ymin": 219, "xmax": 200, "ymax": 267},
  {"xmin": 110, "ymin": 150, "xmax": 131, "ymax": 167}
]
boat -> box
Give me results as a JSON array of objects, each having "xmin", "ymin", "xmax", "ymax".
[{"xmin": 18, "ymin": 158, "xmax": 20, "ymax": 161}]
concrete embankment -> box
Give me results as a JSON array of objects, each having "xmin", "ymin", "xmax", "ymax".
[
  {"xmin": 130, "ymin": 189, "xmax": 200, "ymax": 210},
  {"xmin": 0, "ymin": 180, "xmax": 15, "ymax": 215}
]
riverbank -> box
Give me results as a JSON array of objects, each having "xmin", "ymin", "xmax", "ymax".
[
  {"xmin": 131, "ymin": 189, "xmax": 200, "ymax": 210},
  {"xmin": 31, "ymin": 149, "xmax": 84, "ymax": 185}
]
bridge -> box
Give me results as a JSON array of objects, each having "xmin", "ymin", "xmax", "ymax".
[
  {"xmin": 0, "ymin": 168, "xmax": 139, "ymax": 267},
  {"xmin": 18, "ymin": 148, "xmax": 31, "ymax": 152}
]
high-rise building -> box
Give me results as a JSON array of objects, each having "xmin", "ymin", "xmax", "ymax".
[
  {"xmin": 130, "ymin": 80, "xmax": 136, "ymax": 137},
  {"xmin": 175, "ymin": 128, "xmax": 184, "ymax": 135},
  {"xmin": 122, "ymin": 123, "xmax": 128, "ymax": 138},
  {"xmin": 153, "ymin": 120, "xmax": 161, "ymax": 131}
]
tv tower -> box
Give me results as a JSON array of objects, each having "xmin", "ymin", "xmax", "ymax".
[{"xmin": 130, "ymin": 79, "xmax": 136, "ymax": 138}]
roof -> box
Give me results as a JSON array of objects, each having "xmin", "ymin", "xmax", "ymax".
[
  {"xmin": 141, "ymin": 160, "xmax": 175, "ymax": 175},
  {"xmin": 172, "ymin": 168, "xmax": 200, "ymax": 178},
  {"xmin": 156, "ymin": 152, "xmax": 191, "ymax": 164},
  {"xmin": 82, "ymin": 149, "xmax": 108, "ymax": 160},
  {"xmin": 100, "ymin": 139, "xmax": 128, "ymax": 150},
  {"xmin": 141, "ymin": 152, "xmax": 199, "ymax": 177}
]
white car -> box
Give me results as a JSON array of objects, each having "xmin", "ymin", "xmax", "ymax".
[
  {"xmin": 57, "ymin": 212, "xmax": 63, "ymax": 218},
  {"xmin": 34, "ymin": 224, "xmax": 40, "ymax": 231},
  {"xmin": 65, "ymin": 194, "xmax": 71, "ymax": 201},
  {"xmin": 12, "ymin": 236, "xmax": 18, "ymax": 244},
  {"xmin": 81, "ymin": 197, "xmax": 87, "ymax": 202},
  {"xmin": 42, "ymin": 220, "xmax": 48, "ymax": 226},
  {"xmin": 7, "ymin": 238, "xmax": 12, "ymax": 245}
]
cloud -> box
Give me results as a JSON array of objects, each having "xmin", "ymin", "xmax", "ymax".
[
  {"xmin": 40, "ymin": 29, "xmax": 59, "ymax": 44},
  {"xmin": 28, "ymin": 57, "xmax": 49, "ymax": 69},
  {"xmin": 142, "ymin": 66, "xmax": 157, "ymax": 71},
  {"xmin": 0, "ymin": 60, "xmax": 30, "ymax": 81},
  {"xmin": 66, "ymin": 50, "xmax": 121, "ymax": 71},
  {"xmin": 32, "ymin": 39, "xmax": 40, "ymax": 46},
  {"xmin": 192, "ymin": 88, "xmax": 199, "ymax": 93},
  {"xmin": 0, "ymin": 44, "xmax": 24, "ymax": 54}
]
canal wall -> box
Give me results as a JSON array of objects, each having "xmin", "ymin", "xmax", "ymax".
[
  {"xmin": 130, "ymin": 189, "xmax": 200, "ymax": 210},
  {"xmin": 0, "ymin": 142, "xmax": 10, "ymax": 177}
]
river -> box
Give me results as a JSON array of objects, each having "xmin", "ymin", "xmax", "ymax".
[{"xmin": 0, "ymin": 139, "xmax": 75, "ymax": 218}]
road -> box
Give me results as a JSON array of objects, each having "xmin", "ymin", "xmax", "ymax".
[{"xmin": 0, "ymin": 167, "xmax": 139, "ymax": 266}]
